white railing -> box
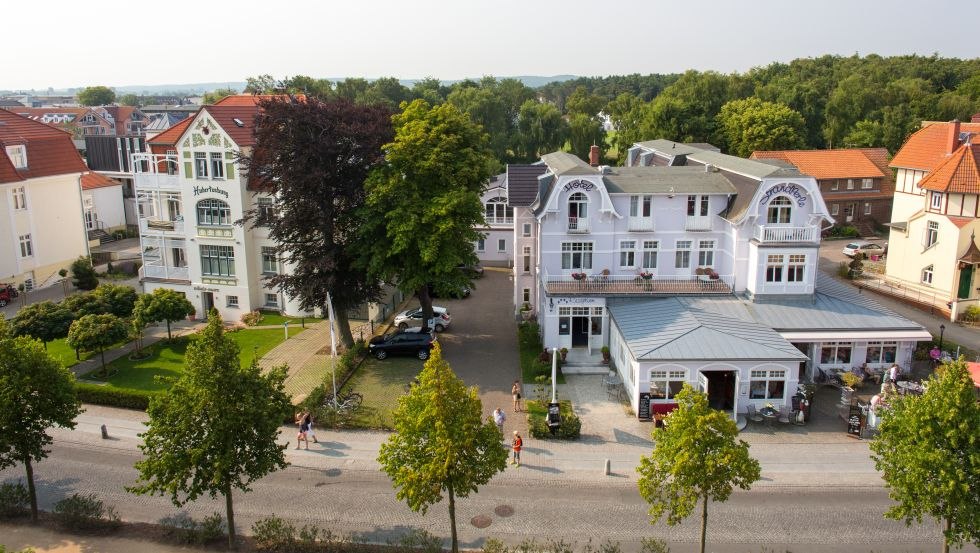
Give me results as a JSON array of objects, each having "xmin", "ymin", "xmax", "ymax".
[
  {"xmin": 484, "ymin": 216, "xmax": 514, "ymax": 226},
  {"xmin": 541, "ymin": 269, "xmax": 733, "ymax": 295},
  {"xmin": 753, "ymin": 225, "xmax": 817, "ymax": 243},
  {"xmin": 685, "ymin": 216, "xmax": 713, "ymax": 231},
  {"xmin": 568, "ymin": 217, "xmax": 590, "ymax": 233},
  {"xmin": 139, "ymin": 218, "xmax": 185, "ymax": 233},
  {"xmin": 142, "ymin": 265, "xmax": 189, "ymax": 281},
  {"xmin": 131, "ymin": 153, "xmax": 180, "ymax": 189},
  {"xmin": 628, "ymin": 217, "xmax": 654, "ymax": 232}
]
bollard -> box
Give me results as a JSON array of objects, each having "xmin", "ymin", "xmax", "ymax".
[
  {"xmin": 603, "ymin": 459, "xmax": 611, "ymax": 476},
  {"xmin": 100, "ymin": 424, "xmax": 109, "ymax": 439}
]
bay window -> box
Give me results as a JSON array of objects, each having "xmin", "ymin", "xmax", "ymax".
[{"xmin": 649, "ymin": 368, "xmax": 686, "ymax": 400}]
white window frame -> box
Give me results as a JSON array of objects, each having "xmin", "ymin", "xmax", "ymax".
[
  {"xmin": 497, "ymin": 238, "xmax": 506, "ymax": 252},
  {"xmin": 674, "ymin": 240, "xmax": 691, "ymax": 269},
  {"xmin": 561, "ymin": 242, "xmax": 593, "ymax": 270},
  {"xmin": 863, "ymin": 202, "xmax": 872, "ymax": 215},
  {"xmin": 522, "ymin": 223, "xmax": 531, "ymax": 237},
  {"xmin": 831, "ymin": 204, "xmax": 839, "ymax": 216},
  {"xmin": 264, "ymin": 293, "xmax": 279, "ymax": 307},
  {"xmin": 630, "ymin": 195, "xmax": 652, "ymax": 217},
  {"xmin": 767, "ymin": 196, "xmax": 792, "ymax": 224},
  {"xmin": 522, "ymin": 246, "xmax": 531, "ymax": 273},
  {"xmin": 522, "ymin": 288, "xmax": 530, "ymax": 303},
  {"xmin": 476, "ymin": 238, "xmax": 485, "ymax": 252},
  {"xmin": 194, "ymin": 152, "xmax": 208, "ymax": 179},
  {"xmin": 5, "ymin": 145, "xmax": 26, "ymax": 168},
  {"xmin": 209, "ymin": 152, "xmax": 225, "ymax": 179},
  {"xmin": 766, "ymin": 254, "xmax": 784, "ymax": 282},
  {"xmin": 226, "ymin": 295, "xmax": 239, "ymax": 308},
  {"xmin": 642, "ymin": 240, "xmax": 658, "ymax": 270},
  {"xmin": 261, "ymin": 246, "xmax": 278, "ymax": 274},
  {"xmin": 619, "ymin": 240, "xmax": 637, "ymax": 268},
  {"xmin": 820, "ymin": 342, "xmax": 852, "ymax": 365},
  {"xmin": 200, "ymin": 244, "xmax": 235, "ymax": 277},
  {"xmin": 865, "ymin": 341, "xmax": 898, "ymax": 365},
  {"xmin": 18, "ymin": 234, "xmax": 33, "ymax": 258},
  {"xmin": 786, "ymin": 254, "xmax": 806, "ymax": 282},
  {"xmin": 862, "ymin": 178, "xmax": 874, "ymax": 190},
  {"xmin": 930, "ymin": 192, "xmax": 942, "ymax": 210},
  {"xmin": 922, "ymin": 265, "xmax": 934, "ymax": 285},
  {"xmin": 697, "ymin": 240, "xmax": 715, "ymax": 267},
  {"xmin": 649, "ymin": 368, "xmax": 687, "ymax": 400},
  {"xmin": 846, "ymin": 179, "xmax": 855, "ymax": 190},
  {"xmin": 484, "ymin": 196, "xmax": 513, "ymax": 224},
  {"xmin": 749, "ymin": 369, "xmax": 786, "ymax": 400},
  {"xmin": 12, "ymin": 186, "xmax": 27, "ymax": 210},
  {"xmin": 830, "ymin": 180, "xmax": 840, "ymax": 191},
  {"xmin": 924, "ymin": 221, "xmax": 939, "ymax": 248}
]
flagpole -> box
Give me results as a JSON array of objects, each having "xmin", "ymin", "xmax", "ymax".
[{"xmin": 326, "ymin": 293, "xmax": 339, "ymax": 408}]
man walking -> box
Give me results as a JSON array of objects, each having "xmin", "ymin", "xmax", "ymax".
[
  {"xmin": 511, "ymin": 431, "xmax": 523, "ymax": 467},
  {"xmin": 493, "ymin": 408, "xmax": 506, "ymax": 437}
]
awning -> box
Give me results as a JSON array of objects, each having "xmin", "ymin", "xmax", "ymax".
[
  {"xmin": 958, "ymin": 234, "xmax": 980, "ymax": 264},
  {"xmin": 779, "ymin": 329, "xmax": 933, "ymax": 342}
]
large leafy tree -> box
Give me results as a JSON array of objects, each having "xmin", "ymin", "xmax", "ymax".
[
  {"xmin": 567, "ymin": 113, "xmax": 606, "ymax": 162},
  {"xmin": 870, "ymin": 359, "xmax": 980, "ymax": 553},
  {"xmin": 378, "ymin": 342, "xmax": 507, "ymax": 553},
  {"xmin": 717, "ymin": 97, "xmax": 806, "ymax": 157},
  {"xmin": 70, "ymin": 257, "xmax": 99, "ymax": 291},
  {"xmin": 358, "ymin": 99, "xmax": 495, "ymax": 325},
  {"xmin": 244, "ymin": 95, "xmax": 393, "ymax": 347},
  {"xmin": 637, "ymin": 385, "xmax": 761, "ymax": 553},
  {"xmin": 142, "ymin": 288, "xmax": 195, "ymax": 341},
  {"xmin": 605, "ymin": 92, "xmax": 650, "ymax": 164},
  {"xmin": 0, "ymin": 317, "xmax": 81, "ymax": 521},
  {"xmin": 130, "ymin": 313, "xmax": 291, "ymax": 550},
  {"xmin": 515, "ymin": 100, "xmax": 568, "ymax": 162},
  {"xmin": 77, "ymin": 85, "xmax": 115, "ymax": 106},
  {"xmin": 10, "ymin": 300, "xmax": 74, "ymax": 348},
  {"xmin": 92, "ymin": 283, "xmax": 138, "ymax": 318},
  {"xmin": 66, "ymin": 313, "xmax": 128, "ymax": 375}
]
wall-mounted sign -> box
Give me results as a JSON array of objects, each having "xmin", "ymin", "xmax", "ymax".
[
  {"xmin": 193, "ymin": 185, "xmax": 229, "ymax": 198},
  {"xmin": 193, "ymin": 286, "xmax": 220, "ymax": 292},
  {"xmin": 554, "ymin": 297, "xmax": 601, "ymax": 305},
  {"xmin": 562, "ymin": 179, "xmax": 596, "ymax": 193},
  {"xmin": 759, "ymin": 183, "xmax": 807, "ymax": 207}
]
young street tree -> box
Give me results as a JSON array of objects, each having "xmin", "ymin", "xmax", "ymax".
[
  {"xmin": 378, "ymin": 342, "xmax": 507, "ymax": 553},
  {"xmin": 70, "ymin": 257, "xmax": 99, "ymax": 290},
  {"xmin": 358, "ymin": 99, "xmax": 496, "ymax": 325},
  {"xmin": 10, "ymin": 300, "xmax": 74, "ymax": 348},
  {"xmin": 66, "ymin": 313, "xmax": 128, "ymax": 376},
  {"xmin": 130, "ymin": 313, "xmax": 291, "ymax": 550},
  {"xmin": 244, "ymin": 95, "xmax": 392, "ymax": 348},
  {"xmin": 870, "ymin": 358, "xmax": 980, "ymax": 553},
  {"xmin": 142, "ymin": 288, "xmax": 195, "ymax": 340},
  {"xmin": 0, "ymin": 317, "xmax": 81, "ymax": 521},
  {"xmin": 92, "ymin": 283, "xmax": 138, "ymax": 318},
  {"xmin": 637, "ymin": 385, "xmax": 761, "ymax": 553},
  {"xmin": 76, "ymin": 85, "xmax": 116, "ymax": 106}
]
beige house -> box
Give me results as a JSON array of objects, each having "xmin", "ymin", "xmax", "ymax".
[
  {"xmin": 885, "ymin": 119, "xmax": 980, "ymax": 320},
  {"xmin": 0, "ymin": 110, "xmax": 89, "ymax": 290}
]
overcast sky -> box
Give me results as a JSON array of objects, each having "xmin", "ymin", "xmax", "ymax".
[{"xmin": 2, "ymin": 0, "xmax": 978, "ymax": 91}]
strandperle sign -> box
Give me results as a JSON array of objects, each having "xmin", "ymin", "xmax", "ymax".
[
  {"xmin": 759, "ymin": 183, "xmax": 807, "ymax": 207},
  {"xmin": 193, "ymin": 185, "xmax": 229, "ymax": 198}
]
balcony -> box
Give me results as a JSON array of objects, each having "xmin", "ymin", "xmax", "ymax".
[
  {"xmin": 628, "ymin": 217, "xmax": 654, "ymax": 232},
  {"xmin": 567, "ymin": 217, "xmax": 590, "ymax": 234},
  {"xmin": 139, "ymin": 218, "xmax": 185, "ymax": 234},
  {"xmin": 141, "ymin": 265, "xmax": 189, "ymax": 282},
  {"xmin": 685, "ymin": 216, "xmax": 713, "ymax": 232},
  {"xmin": 752, "ymin": 225, "xmax": 817, "ymax": 243},
  {"xmin": 131, "ymin": 153, "xmax": 180, "ymax": 190},
  {"xmin": 542, "ymin": 269, "xmax": 732, "ymax": 296},
  {"xmin": 484, "ymin": 216, "xmax": 513, "ymax": 226}
]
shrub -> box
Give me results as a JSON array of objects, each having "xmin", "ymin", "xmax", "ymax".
[
  {"xmin": 527, "ymin": 399, "xmax": 581, "ymax": 440},
  {"xmin": 241, "ymin": 310, "xmax": 263, "ymax": 326},
  {"xmin": 837, "ymin": 261, "xmax": 850, "ymax": 278},
  {"xmin": 841, "ymin": 372, "xmax": 863, "ymax": 389},
  {"xmin": 252, "ymin": 515, "xmax": 296, "ymax": 552},
  {"xmin": 74, "ymin": 383, "xmax": 156, "ymax": 410},
  {"xmin": 53, "ymin": 493, "xmax": 120, "ymax": 531},
  {"xmin": 70, "ymin": 257, "xmax": 99, "ymax": 291},
  {"xmin": 960, "ymin": 305, "xmax": 980, "ymax": 324},
  {"xmin": 640, "ymin": 537, "xmax": 671, "ymax": 553},
  {"xmin": 160, "ymin": 511, "xmax": 225, "ymax": 545},
  {"xmin": 0, "ymin": 482, "xmax": 29, "ymax": 518},
  {"xmin": 396, "ymin": 528, "xmax": 443, "ymax": 553}
]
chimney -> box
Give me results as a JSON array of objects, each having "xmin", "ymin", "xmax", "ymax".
[
  {"xmin": 589, "ymin": 144, "xmax": 600, "ymax": 167},
  {"xmin": 947, "ymin": 119, "xmax": 961, "ymax": 154}
]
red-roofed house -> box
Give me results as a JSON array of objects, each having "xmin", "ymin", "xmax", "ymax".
[
  {"xmin": 0, "ymin": 110, "xmax": 89, "ymax": 290},
  {"xmin": 885, "ymin": 120, "xmax": 980, "ymax": 320},
  {"xmin": 751, "ymin": 148, "xmax": 893, "ymax": 234}
]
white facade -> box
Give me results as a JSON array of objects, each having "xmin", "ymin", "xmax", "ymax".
[
  {"xmin": 83, "ymin": 184, "xmax": 126, "ymax": 234},
  {"xmin": 476, "ymin": 175, "xmax": 513, "ymax": 266}
]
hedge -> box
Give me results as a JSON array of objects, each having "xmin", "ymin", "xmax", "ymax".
[{"xmin": 75, "ymin": 383, "xmax": 159, "ymax": 410}]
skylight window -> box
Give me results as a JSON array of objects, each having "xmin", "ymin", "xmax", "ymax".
[{"xmin": 233, "ymin": 118, "xmax": 244, "ymax": 127}]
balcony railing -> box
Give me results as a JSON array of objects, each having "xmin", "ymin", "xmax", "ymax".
[
  {"xmin": 752, "ymin": 225, "xmax": 817, "ymax": 243},
  {"xmin": 628, "ymin": 217, "xmax": 654, "ymax": 232},
  {"xmin": 542, "ymin": 269, "xmax": 732, "ymax": 296},
  {"xmin": 568, "ymin": 217, "xmax": 590, "ymax": 233},
  {"xmin": 131, "ymin": 153, "xmax": 180, "ymax": 189},
  {"xmin": 484, "ymin": 216, "xmax": 513, "ymax": 226},
  {"xmin": 685, "ymin": 216, "xmax": 713, "ymax": 232},
  {"xmin": 141, "ymin": 265, "xmax": 189, "ymax": 281},
  {"xmin": 139, "ymin": 218, "xmax": 185, "ymax": 234}
]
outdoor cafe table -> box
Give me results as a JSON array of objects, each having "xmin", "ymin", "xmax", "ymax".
[
  {"xmin": 760, "ymin": 406, "xmax": 778, "ymax": 427},
  {"xmin": 897, "ymin": 381, "xmax": 924, "ymax": 395}
]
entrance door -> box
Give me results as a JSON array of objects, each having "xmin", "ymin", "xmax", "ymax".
[
  {"xmin": 958, "ymin": 264, "xmax": 974, "ymax": 299},
  {"xmin": 201, "ymin": 292, "xmax": 214, "ymax": 319},
  {"xmin": 732, "ymin": 371, "xmax": 740, "ymax": 420},
  {"xmin": 571, "ymin": 317, "xmax": 589, "ymax": 347},
  {"xmin": 84, "ymin": 210, "xmax": 98, "ymax": 230},
  {"xmin": 697, "ymin": 371, "xmax": 708, "ymax": 395},
  {"xmin": 845, "ymin": 203, "xmax": 855, "ymax": 223}
]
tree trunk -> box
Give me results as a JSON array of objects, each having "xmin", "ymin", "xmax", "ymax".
[
  {"xmin": 447, "ymin": 479, "xmax": 458, "ymax": 553},
  {"xmin": 166, "ymin": 319, "xmax": 172, "ymax": 341},
  {"xmin": 226, "ymin": 485, "xmax": 236, "ymax": 550},
  {"xmin": 699, "ymin": 494, "xmax": 708, "ymax": 553},
  {"xmin": 24, "ymin": 455, "xmax": 38, "ymax": 522},
  {"xmin": 334, "ymin": 307, "xmax": 354, "ymax": 349},
  {"xmin": 942, "ymin": 516, "xmax": 951, "ymax": 553},
  {"xmin": 418, "ymin": 286, "xmax": 434, "ymax": 331}
]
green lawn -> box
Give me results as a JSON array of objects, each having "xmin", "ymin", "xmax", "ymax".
[
  {"xmin": 346, "ymin": 356, "xmax": 425, "ymax": 429},
  {"xmin": 255, "ymin": 312, "xmax": 322, "ymax": 326},
  {"xmin": 80, "ymin": 327, "xmax": 305, "ymax": 392},
  {"xmin": 46, "ymin": 337, "xmax": 127, "ymax": 368}
]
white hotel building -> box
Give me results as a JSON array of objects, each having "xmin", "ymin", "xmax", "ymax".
[{"xmin": 508, "ymin": 142, "xmax": 930, "ymax": 419}]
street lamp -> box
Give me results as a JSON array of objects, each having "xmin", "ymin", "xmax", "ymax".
[
  {"xmin": 939, "ymin": 323, "xmax": 946, "ymax": 354},
  {"xmin": 551, "ymin": 347, "xmax": 558, "ymax": 403}
]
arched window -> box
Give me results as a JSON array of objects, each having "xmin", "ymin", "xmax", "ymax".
[
  {"xmin": 484, "ymin": 196, "xmax": 513, "ymax": 224},
  {"xmin": 196, "ymin": 199, "xmax": 231, "ymax": 226},
  {"xmin": 567, "ymin": 192, "xmax": 589, "ymax": 232},
  {"xmin": 766, "ymin": 196, "xmax": 792, "ymax": 224}
]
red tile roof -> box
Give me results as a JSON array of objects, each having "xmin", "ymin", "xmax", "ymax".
[
  {"xmin": 947, "ymin": 215, "xmax": 974, "ymax": 228},
  {"xmin": 890, "ymin": 121, "xmax": 980, "ymax": 171},
  {"xmin": 147, "ymin": 115, "xmax": 195, "ymax": 146},
  {"xmin": 81, "ymin": 171, "xmax": 120, "ymax": 190},
  {"xmin": 750, "ymin": 148, "xmax": 887, "ymax": 179},
  {"xmin": 212, "ymin": 94, "xmax": 305, "ymax": 106},
  {"xmin": 201, "ymin": 105, "xmax": 259, "ymax": 146},
  {"xmin": 0, "ymin": 151, "xmax": 23, "ymax": 183},
  {"xmin": 918, "ymin": 143, "xmax": 980, "ymax": 195},
  {"xmin": 0, "ymin": 110, "xmax": 86, "ymax": 182}
]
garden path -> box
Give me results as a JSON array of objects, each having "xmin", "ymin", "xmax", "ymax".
[{"xmin": 69, "ymin": 319, "xmax": 204, "ymax": 377}]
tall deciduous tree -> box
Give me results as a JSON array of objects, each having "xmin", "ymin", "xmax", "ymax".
[
  {"xmin": 637, "ymin": 385, "xmax": 761, "ymax": 553},
  {"xmin": 378, "ymin": 342, "xmax": 507, "ymax": 553},
  {"xmin": 567, "ymin": 113, "xmax": 606, "ymax": 161},
  {"xmin": 77, "ymin": 86, "xmax": 115, "ymax": 106},
  {"xmin": 92, "ymin": 283, "xmax": 138, "ymax": 318},
  {"xmin": 0, "ymin": 317, "xmax": 81, "ymax": 521},
  {"xmin": 358, "ymin": 100, "xmax": 495, "ymax": 325},
  {"xmin": 717, "ymin": 97, "xmax": 806, "ymax": 157},
  {"xmin": 515, "ymin": 100, "xmax": 568, "ymax": 162},
  {"xmin": 130, "ymin": 313, "xmax": 291, "ymax": 550},
  {"xmin": 244, "ymin": 96, "xmax": 392, "ymax": 347},
  {"xmin": 70, "ymin": 257, "xmax": 99, "ymax": 291},
  {"xmin": 142, "ymin": 288, "xmax": 194, "ymax": 341},
  {"xmin": 66, "ymin": 314, "xmax": 128, "ymax": 375},
  {"xmin": 870, "ymin": 359, "xmax": 980, "ymax": 553},
  {"xmin": 10, "ymin": 300, "xmax": 74, "ymax": 348}
]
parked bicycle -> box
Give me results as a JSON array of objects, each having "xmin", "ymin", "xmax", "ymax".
[{"xmin": 323, "ymin": 389, "xmax": 363, "ymax": 416}]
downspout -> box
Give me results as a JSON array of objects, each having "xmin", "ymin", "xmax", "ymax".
[{"xmin": 77, "ymin": 173, "xmax": 91, "ymax": 259}]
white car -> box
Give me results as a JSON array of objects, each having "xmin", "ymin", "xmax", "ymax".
[{"xmin": 394, "ymin": 306, "xmax": 452, "ymax": 332}]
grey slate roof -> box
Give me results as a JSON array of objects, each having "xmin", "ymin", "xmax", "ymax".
[
  {"xmin": 635, "ymin": 139, "xmax": 702, "ymax": 156},
  {"xmin": 601, "ymin": 166, "xmax": 737, "ymax": 195},
  {"xmin": 608, "ymin": 298, "xmax": 807, "ymax": 361},
  {"xmin": 506, "ymin": 164, "xmax": 547, "ymax": 207},
  {"xmin": 687, "ymin": 150, "xmax": 800, "ymax": 180},
  {"xmin": 541, "ymin": 151, "xmax": 596, "ymax": 176}
]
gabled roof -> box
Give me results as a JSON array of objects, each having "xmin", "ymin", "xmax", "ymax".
[
  {"xmin": 608, "ymin": 297, "xmax": 806, "ymax": 361},
  {"xmin": 201, "ymin": 105, "xmax": 259, "ymax": 147},
  {"xmin": 0, "ymin": 110, "xmax": 86, "ymax": 182},
  {"xmin": 917, "ymin": 143, "xmax": 980, "ymax": 195},
  {"xmin": 147, "ymin": 115, "xmax": 195, "ymax": 146},
  {"xmin": 0, "ymin": 151, "xmax": 22, "ymax": 183},
  {"xmin": 890, "ymin": 121, "xmax": 980, "ymax": 171},
  {"xmin": 750, "ymin": 148, "xmax": 888, "ymax": 180},
  {"xmin": 540, "ymin": 151, "xmax": 596, "ymax": 176},
  {"xmin": 81, "ymin": 171, "xmax": 120, "ymax": 190},
  {"xmin": 506, "ymin": 164, "xmax": 548, "ymax": 207},
  {"xmin": 212, "ymin": 94, "xmax": 306, "ymax": 106},
  {"xmin": 601, "ymin": 165, "xmax": 737, "ymax": 195}
]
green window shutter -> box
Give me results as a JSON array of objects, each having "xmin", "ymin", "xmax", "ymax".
[
  {"xmin": 182, "ymin": 150, "xmax": 191, "ymax": 158},
  {"xmin": 226, "ymin": 163, "xmax": 235, "ymax": 179},
  {"xmin": 224, "ymin": 151, "xmax": 234, "ymax": 159},
  {"xmin": 184, "ymin": 162, "xmax": 192, "ymax": 176}
]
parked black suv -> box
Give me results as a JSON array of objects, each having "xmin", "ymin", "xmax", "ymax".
[{"xmin": 369, "ymin": 329, "xmax": 436, "ymax": 360}]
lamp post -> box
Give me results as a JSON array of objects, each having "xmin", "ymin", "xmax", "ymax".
[
  {"xmin": 551, "ymin": 347, "xmax": 558, "ymax": 403},
  {"xmin": 939, "ymin": 323, "xmax": 946, "ymax": 354}
]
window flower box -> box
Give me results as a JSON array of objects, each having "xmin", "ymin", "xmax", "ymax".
[
  {"xmin": 638, "ymin": 271, "xmax": 654, "ymax": 280},
  {"xmin": 571, "ymin": 272, "xmax": 587, "ymax": 281}
]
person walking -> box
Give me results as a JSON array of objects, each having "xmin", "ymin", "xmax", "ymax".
[
  {"xmin": 295, "ymin": 411, "xmax": 310, "ymax": 450},
  {"xmin": 511, "ymin": 380, "xmax": 523, "ymax": 412},
  {"xmin": 511, "ymin": 431, "xmax": 523, "ymax": 467},
  {"xmin": 493, "ymin": 408, "xmax": 506, "ymax": 437},
  {"xmin": 304, "ymin": 411, "xmax": 318, "ymax": 444}
]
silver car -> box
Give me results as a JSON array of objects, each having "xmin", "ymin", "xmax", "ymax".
[
  {"xmin": 394, "ymin": 306, "xmax": 451, "ymax": 332},
  {"xmin": 842, "ymin": 241, "xmax": 885, "ymax": 258}
]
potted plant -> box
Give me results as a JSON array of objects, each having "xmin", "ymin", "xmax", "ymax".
[
  {"xmin": 638, "ymin": 271, "xmax": 653, "ymax": 280},
  {"xmin": 707, "ymin": 268, "xmax": 719, "ymax": 280},
  {"xmin": 841, "ymin": 372, "xmax": 863, "ymax": 390},
  {"xmin": 560, "ymin": 347, "xmax": 568, "ymax": 361},
  {"xmin": 601, "ymin": 345, "xmax": 610, "ymax": 364},
  {"xmin": 571, "ymin": 272, "xmax": 587, "ymax": 281},
  {"xmin": 519, "ymin": 302, "xmax": 533, "ymax": 320},
  {"xmin": 187, "ymin": 308, "xmax": 197, "ymax": 321}
]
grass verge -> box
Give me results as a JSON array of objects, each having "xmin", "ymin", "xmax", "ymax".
[
  {"xmin": 344, "ymin": 356, "xmax": 424, "ymax": 429},
  {"xmin": 518, "ymin": 321, "xmax": 566, "ymax": 384}
]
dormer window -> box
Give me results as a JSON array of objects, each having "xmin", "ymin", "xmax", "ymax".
[
  {"xmin": 484, "ymin": 196, "xmax": 512, "ymax": 225},
  {"xmin": 567, "ymin": 192, "xmax": 589, "ymax": 233},
  {"xmin": 766, "ymin": 196, "xmax": 792, "ymax": 224},
  {"xmin": 5, "ymin": 145, "xmax": 26, "ymax": 168},
  {"xmin": 930, "ymin": 192, "xmax": 942, "ymax": 211}
]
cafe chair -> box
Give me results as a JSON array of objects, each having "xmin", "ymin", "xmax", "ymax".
[
  {"xmin": 778, "ymin": 405, "xmax": 791, "ymax": 424},
  {"xmin": 746, "ymin": 404, "xmax": 763, "ymax": 423}
]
